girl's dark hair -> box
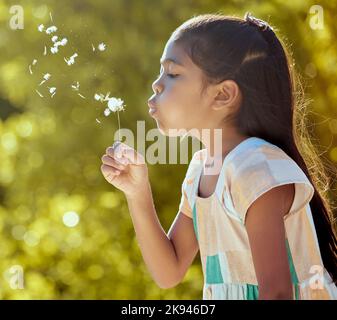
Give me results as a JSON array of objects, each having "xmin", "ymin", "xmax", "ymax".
[{"xmin": 171, "ymin": 13, "xmax": 337, "ymax": 284}]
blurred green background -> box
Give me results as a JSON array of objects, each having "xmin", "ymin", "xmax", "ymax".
[{"xmin": 0, "ymin": 0, "xmax": 336, "ymax": 299}]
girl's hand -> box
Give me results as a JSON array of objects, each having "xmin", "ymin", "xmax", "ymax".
[{"xmin": 100, "ymin": 141, "xmax": 149, "ymax": 197}]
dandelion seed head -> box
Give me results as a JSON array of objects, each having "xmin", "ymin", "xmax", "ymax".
[{"xmin": 107, "ymin": 97, "xmax": 124, "ymax": 112}]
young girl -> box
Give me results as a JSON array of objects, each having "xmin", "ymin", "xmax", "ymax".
[{"xmin": 100, "ymin": 13, "xmax": 337, "ymax": 300}]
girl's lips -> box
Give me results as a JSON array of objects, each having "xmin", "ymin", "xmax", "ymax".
[
  {"xmin": 147, "ymin": 100, "xmax": 158, "ymax": 116},
  {"xmin": 148, "ymin": 107, "xmax": 157, "ymax": 116}
]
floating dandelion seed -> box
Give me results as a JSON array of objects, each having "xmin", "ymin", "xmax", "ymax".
[
  {"xmin": 50, "ymin": 37, "xmax": 67, "ymax": 54},
  {"xmin": 92, "ymin": 44, "xmax": 96, "ymax": 51},
  {"xmin": 35, "ymin": 89, "xmax": 44, "ymax": 98},
  {"xmin": 50, "ymin": 46, "xmax": 58, "ymax": 54},
  {"xmin": 28, "ymin": 59, "xmax": 37, "ymax": 75},
  {"xmin": 49, "ymin": 87, "xmax": 56, "ymax": 98},
  {"xmin": 46, "ymin": 26, "xmax": 57, "ymax": 34},
  {"xmin": 78, "ymin": 93, "xmax": 86, "ymax": 99},
  {"xmin": 94, "ymin": 94, "xmax": 101, "ymax": 101},
  {"xmin": 60, "ymin": 38, "xmax": 68, "ymax": 46},
  {"xmin": 39, "ymin": 73, "xmax": 51, "ymax": 85},
  {"xmin": 104, "ymin": 108, "xmax": 111, "ymax": 116},
  {"xmin": 98, "ymin": 43, "xmax": 106, "ymax": 51},
  {"xmin": 104, "ymin": 92, "xmax": 111, "ymax": 101},
  {"xmin": 64, "ymin": 53, "xmax": 78, "ymax": 66},
  {"xmin": 38, "ymin": 24, "xmax": 44, "ymax": 32},
  {"xmin": 49, "ymin": 12, "xmax": 53, "ymax": 22},
  {"xmin": 96, "ymin": 118, "xmax": 101, "ymax": 123},
  {"xmin": 43, "ymin": 46, "xmax": 47, "ymax": 55},
  {"xmin": 71, "ymin": 81, "xmax": 80, "ymax": 91}
]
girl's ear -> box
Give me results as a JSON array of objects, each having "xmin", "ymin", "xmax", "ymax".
[{"xmin": 212, "ymin": 80, "xmax": 241, "ymax": 111}]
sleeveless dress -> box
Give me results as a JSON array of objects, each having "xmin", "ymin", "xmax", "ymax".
[{"xmin": 178, "ymin": 136, "xmax": 337, "ymax": 300}]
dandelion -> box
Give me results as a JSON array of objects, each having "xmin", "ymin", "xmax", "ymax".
[
  {"xmin": 46, "ymin": 26, "xmax": 57, "ymax": 34},
  {"xmin": 94, "ymin": 93, "xmax": 125, "ymax": 139},
  {"xmin": 51, "ymin": 35, "xmax": 58, "ymax": 43},
  {"xmin": 38, "ymin": 24, "xmax": 44, "ymax": 32},
  {"xmin": 64, "ymin": 53, "xmax": 78, "ymax": 66},
  {"xmin": 98, "ymin": 42, "xmax": 106, "ymax": 51}
]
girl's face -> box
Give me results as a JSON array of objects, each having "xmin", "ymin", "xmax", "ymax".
[{"xmin": 148, "ymin": 38, "xmax": 216, "ymax": 137}]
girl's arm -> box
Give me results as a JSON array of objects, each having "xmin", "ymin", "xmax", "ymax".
[
  {"xmin": 125, "ymin": 185, "xmax": 199, "ymax": 289},
  {"xmin": 101, "ymin": 141, "xmax": 198, "ymax": 289},
  {"xmin": 245, "ymin": 183, "xmax": 295, "ymax": 300}
]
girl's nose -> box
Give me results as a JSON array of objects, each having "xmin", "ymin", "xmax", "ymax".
[{"xmin": 152, "ymin": 78, "xmax": 163, "ymax": 94}]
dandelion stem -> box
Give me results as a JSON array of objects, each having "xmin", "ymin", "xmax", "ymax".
[{"xmin": 117, "ymin": 110, "xmax": 121, "ymax": 141}]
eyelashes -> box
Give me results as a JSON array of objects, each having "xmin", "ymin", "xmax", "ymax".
[{"xmin": 156, "ymin": 72, "xmax": 179, "ymax": 79}]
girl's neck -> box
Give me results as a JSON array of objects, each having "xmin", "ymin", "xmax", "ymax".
[{"xmin": 201, "ymin": 127, "xmax": 250, "ymax": 165}]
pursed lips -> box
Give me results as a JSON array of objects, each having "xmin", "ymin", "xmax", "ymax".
[{"xmin": 147, "ymin": 99, "xmax": 158, "ymax": 115}]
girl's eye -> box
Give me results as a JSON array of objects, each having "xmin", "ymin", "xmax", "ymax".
[
  {"xmin": 156, "ymin": 70, "xmax": 179, "ymax": 79},
  {"xmin": 167, "ymin": 73, "xmax": 179, "ymax": 78}
]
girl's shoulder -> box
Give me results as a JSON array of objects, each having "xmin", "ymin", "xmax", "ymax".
[{"xmin": 223, "ymin": 137, "xmax": 315, "ymax": 223}]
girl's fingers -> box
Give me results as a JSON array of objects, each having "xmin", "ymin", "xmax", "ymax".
[
  {"xmin": 100, "ymin": 164, "xmax": 121, "ymax": 176},
  {"xmin": 106, "ymin": 141, "xmax": 145, "ymax": 165},
  {"xmin": 101, "ymin": 154, "xmax": 126, "ymax": 170},
  {"xmin": 105, "ymin": 145, "xmax": 129, "ymax": 165}
]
